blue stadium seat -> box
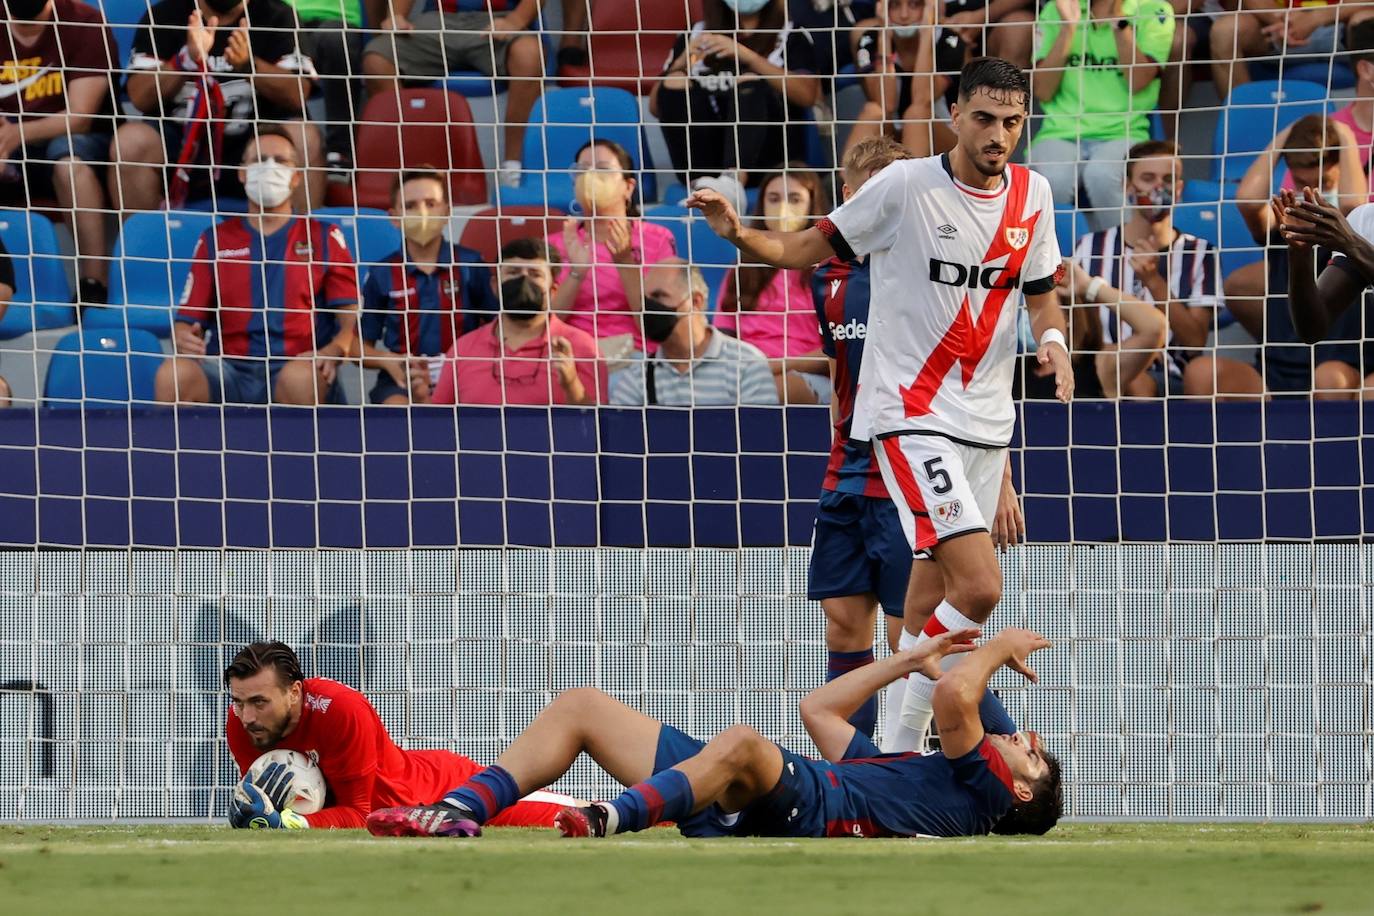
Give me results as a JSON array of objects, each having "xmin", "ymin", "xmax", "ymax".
[
  {"xmin": 1250, "ymin": 58, "xmax": 1356, "ymax": 92},
  {"xmin": 43, "ymin": 328, "xmax": 164, "ymax": 407},
  {"xmin": 99, "ymin": 0, "xmax": 150, "ymax": 71},
  {"xmin": 86, "ymin": 211, "xmax": 215, "ymax": 338},
  {"xmin": 1212, "ymin": 80, "xmax": 1331, "ymax": 183},
  {"xmin": 1054, "ymin": 204, "xmax": 1091, "ymax": 257},
  {"xmin": 499, "ymin": 87, "xmax": 654, "ymax": 208},
  {"xmin": 1176, "ymin": 179, "xmax": 1264, "ymax": 278},
  {"xmin": 0, "ymin": 210, "xmax": 75, "ymax": 340},
  {"xmin": 645, "ymin": 203, "xmax": 738, "ymax": 307},
  {"xmin": 313, "ymin": 207, "xmax": 404, "ymax": 271}
]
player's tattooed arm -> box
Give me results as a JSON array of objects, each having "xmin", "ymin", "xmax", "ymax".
[
  {"xmin": 686, "ymin": 189, "xmax": 836, "ymax": 270},
  {"xmin": 933, "ymin": 629, "xmax": 1051, "ymax": 759},
  {"xmin": 800, "ymin": 629, "xmax": 980, "ymax": 761}
]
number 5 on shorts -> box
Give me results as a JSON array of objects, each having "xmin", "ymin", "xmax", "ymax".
[{"xmin": 923, "ymin": 457, "xmax": 953, "ymax": 495}]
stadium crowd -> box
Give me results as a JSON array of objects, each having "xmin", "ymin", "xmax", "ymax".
[{"xmin": 2, "ymin": 0, "xmax": 1374, "ymax": 408}]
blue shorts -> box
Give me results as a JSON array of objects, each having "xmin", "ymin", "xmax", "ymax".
[
  {"xmin": 9, "ymin": 131, "xmax": 110, "ymax": 190},
  {"xmin": 202, "ymin": 358, "xmax": 341, "ymax": 405},
  {"xmin": 652, "ymin": 724, "xmax": 837, "ymax": 839},
  {"xmin": 807, "ymin": 489, "xmax": 912, "ymax": 617}
]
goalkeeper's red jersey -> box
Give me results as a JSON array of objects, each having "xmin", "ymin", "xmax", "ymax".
[{"xmin": 226, "ymin": 677, "xmax": 571, "ymax": 829}]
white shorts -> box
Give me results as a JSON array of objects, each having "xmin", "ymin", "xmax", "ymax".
[{"xmin": 873, "ymin": 433, "xmax": 1007, "ymax": 555}]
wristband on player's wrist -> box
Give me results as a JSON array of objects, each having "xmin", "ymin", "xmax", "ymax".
[
  {"xmin": 1084, "ymin": 276, "xmax": 1106, "ymax": 303},
  {"xmin": 1039, "ymin": 327, "xmax": 1068, "ymax": 353}
]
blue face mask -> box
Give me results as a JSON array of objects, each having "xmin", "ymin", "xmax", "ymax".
[
  {"xmin": 723, "ymin": 0, "xmax": 772, "ymax": 14},
  {"xmin": 891, "ymin": 23, "xmax": 920, "ymax": 37}
]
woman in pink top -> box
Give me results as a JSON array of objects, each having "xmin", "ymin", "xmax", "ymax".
[
  {"xmin": 549, "ymin": 139, "xmax": 677, "ymax": 358},
  {"xmin": 716, "ymin": 165, "xmax": 831, "ymax": 404}
]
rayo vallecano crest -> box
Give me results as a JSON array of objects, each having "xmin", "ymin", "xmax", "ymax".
[{"xmin": 1005, "ymin": 227, "xmax": 1029, "ymax": 250}]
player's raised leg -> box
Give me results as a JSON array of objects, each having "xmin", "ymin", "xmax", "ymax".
[{"xmin": 367, "ymin": 687, "xmax": 662, "ymax": 837}]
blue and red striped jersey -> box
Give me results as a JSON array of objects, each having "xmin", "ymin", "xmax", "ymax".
[
  {"xmin": 359, "ymin": 242, "xmax": 497, "ymax": 357},
  {"xmin": 812, "ymin": 256, "xmax": 887, "ymax": 498},
  {"xmin": 177, "ymin": 217, "xmax": 358, "ymax": 358}
]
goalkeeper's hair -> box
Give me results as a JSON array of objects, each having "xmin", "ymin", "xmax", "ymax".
[
  {"xmin": 957, "ymin": 56, "xmax": 1030, "ymax": 111},
  {"xmin": 991, "ymin": 749, "xmax": 1064, "ymax": 836},
  {"xmin": 224, "ymin": 641, "xmax": 305, "ymax": 689}
]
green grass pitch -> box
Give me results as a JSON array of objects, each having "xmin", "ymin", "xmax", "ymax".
[{"xmin": 1, "ymin": 823, "xmax": 1369, "ymax": 915}]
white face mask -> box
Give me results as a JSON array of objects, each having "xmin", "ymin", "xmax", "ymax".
[
  {"xmin": 1322, "ymin": 188, "xmax": 1340, "ymax": 207},
  {"xmin": 891, "ymin": 23, "xmax": 920, "ymax": 37},
  {"xmin": 243, "ymin": 160, "xmax": 295, "ymax": 208}
]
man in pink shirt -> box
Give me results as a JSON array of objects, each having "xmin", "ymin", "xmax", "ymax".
[{"xmin": 427, "ymin": 239, "xmax": 606, "ymax": 406}]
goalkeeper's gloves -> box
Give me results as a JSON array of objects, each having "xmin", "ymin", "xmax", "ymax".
[
  {"xmin": 229, "ymin": 779, "xmax": 309, "ymax": 830},
  {"xmin": 251, "ymin": 761, "xmax": 296, "ymax": 812}
]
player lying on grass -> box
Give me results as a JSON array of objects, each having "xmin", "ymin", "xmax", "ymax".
[
  {"xmin": 367, "ymin": 627, "xmax": 1062, "ymax": 839},
  {"xmin": 224, "ymin": 641, "xmax": 579, "ymax": 829}
]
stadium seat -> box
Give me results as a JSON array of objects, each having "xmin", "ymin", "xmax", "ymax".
[
  {"xmin": 645, "ymin": 203, "xmax": 738, "ymax": 307},
  {"xmin": 499, "ymin": 86, "xmax": 653, "ymax": 208},
  {"xmin": 556, "ymin": 0, "xmax": 703, "ymax": 94},
  {"xmin": 1054, "ymin": 204, "xmax": 1091, "ymax": 258},
  {"xmin": 1211, "ymin": 80, "xmax": 1331, "ymax": 183},
  {"xmin": 1250, "ymin": 58, "xmax": 1356, "ymax": 92},
  {"xmin": 457, "ymin": 205, "xmax": 566, "ymax": 265},
  {"xmin": 0, "ymin": 210, "xmax": 75, "ymax": 340},
  {"xmin": 43, "ymin": 327, "xmax": 164, "ymax": 407},
  {"xmin": 313, "ymin": 207, "xmax": 404, "ymax": 271},
  {"xmin": 86, "ymin": 211, "xmax": 216, "ymax": 338},
  {"xmin": 99, "ymin": 0, "xmax": 149, "ymax": 72},
  {"xmin": 1176, "ymin": 179, "xmax": 1264, "ymax": 278},
  {"xmin": 353, "ymin": 90, "xmax": 487, "ymax": 210}
]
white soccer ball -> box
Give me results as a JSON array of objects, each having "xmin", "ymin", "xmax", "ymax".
[{"xmin": 247, "ymin": 749, "xmax": 328, "ymax": 815}]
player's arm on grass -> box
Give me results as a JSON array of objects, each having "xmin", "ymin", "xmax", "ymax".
[
  {"xmin": 932, "ymin": 629, "xmax": 1050, "ymax": 759},
  {"xmin": 800, "ymin": 629, "xmax": 980, "ymax": 761}
]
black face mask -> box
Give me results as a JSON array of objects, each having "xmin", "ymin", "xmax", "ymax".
[
  {"xmin": 500, "ymin": 276, "xmax": 546, "ymax": 320},
  {"xmin": 201, "ymin": 0, "xmax": 242, "ymax": 15},
  {"xmin": 642, "ymin": 298, "xmax": 684, "ymax": 344},
  {"xmin": 5, "ymin": 0, "xmax": 49, "ymax": 21}
]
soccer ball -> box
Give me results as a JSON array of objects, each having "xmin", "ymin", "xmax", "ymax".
[{"xmin": 247, "ymin": 749, "xmax": 328, "ymax": 815}]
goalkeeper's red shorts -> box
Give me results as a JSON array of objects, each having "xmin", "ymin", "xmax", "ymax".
[{"xmin": 415, "ymin": 750, "xmax": 578, "ymax": 828}]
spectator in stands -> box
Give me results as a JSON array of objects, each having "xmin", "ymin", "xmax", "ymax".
[
  {"xmin": 282, "ymin": 0, "xmax": 380, "ymax": 178},
  {"xmin": 941, "ymin": 0, "xmax": 1037, "ymax": 69},
  {"xmin": 156, "ymin": 127, "xmax": 360, "ymax": 405},
  {"xmin": 650, "ymin": 0, "xmax": 821, "ymax": 197},
  {"xmin": 359, "ymin": 170, "xmax": 496, "ymax": 405},
  {"xmin": 361, "ymin": 0, "xmax": 546, "ymax": 189},
  {"xmin": 1209, "ymin": 0, "xmax": 1351, "ymax": 101},
  {"xmin": 716, "ymin": 165, "xmax": 831, "ymax": 404},
  {"xmin": 1030, "ymin": 0, "xmax": 1176, "ymax": 231},
  {"xmin": 610, "ymin": 258, "xmax": 778, "ymax": 406},
  {"xmin": 843, "ymin": 0, "xmax": 961, "ymax": 160},
  {"xmin": 549, "ymin": 139, "xmax": 677, "ymax": 362},
  {"xmin": 1071, "ymin": 140, "xmax": 1220, "ymax": 396},
  {"xmin": 1019, "ymin": 258, "xmax": 1166, "ymax": 398},
  {"xmin": 1188, "ymin": 115, "xmax": 1368, "ymax": 398},
  {"xmin": 1286, "ymin": 18, "xmax": 1374, "ymax": 194},
  {"xmin": 111, "ymin": 0, "xmax": 324, "ymax": 213},
  {"xmin": 429, "ymin": 238, "xmax": 604, "ymax": 406},
  {"xmin": 0, "ymin": 236, "xmax": 12, "ymax": 406},
  {"xmin": 1, "ymin": 0, "xmax": 118, "ymax": 305}
]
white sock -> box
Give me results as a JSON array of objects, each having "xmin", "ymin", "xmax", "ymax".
[
  {"xmin": 879, "ymin": 629, "xmax": 923, "ymax": 752},
  {"xmin": 897, "ymin": 601, "xmax": 983, "ymax": 749}
]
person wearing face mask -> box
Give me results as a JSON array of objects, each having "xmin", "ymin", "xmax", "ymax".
[
  {"xmin": 358, "ymin": 171, "xmax": 497, "ymax": 405},
  {"xmin": 0, "ymin": 0, "xmax": 118, "ymax": 306},
  {"xmin": 111, "ymin": 0, "xmax": 323, "ymax": 213},
  {"xmin": 609, "ymin": 258, "xmax": 777, "ymax": 407},
  {"xmin": 549, "ymin": 139, "xmax": 677, "ymax": 361},
  {"xmin": 156, "ymin": 128, "xmax": 360, "ymax": 405},
  {"xmin": 716, "ymin": 166, "xmax": 832, "ymax": 404},
  {"xmin": 1067, "ymin": 140, "xmax": 1221, "ymax": 398},
  {"xmin": 843, "ymin": 0, "xmax": 965, "ymax": 162},
  {"xmin": 1188, "ymin": 116, "xmax": 1373, "ymax": 400},
  {"xmin": 428, "ymin": 239, "xmax": 604, "ymax": 407},
  {"xmin": 649, "ymin": 0, "xmax": 820, "ymax": 192}
]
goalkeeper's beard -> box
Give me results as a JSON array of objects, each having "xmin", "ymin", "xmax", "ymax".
[{"xmin": 245, "ymin": 716, "xmax": 292, "ymax": 748}]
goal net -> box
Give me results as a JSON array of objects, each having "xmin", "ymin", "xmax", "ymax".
[{"xmin": 0, "ymin": 4, "xmax": 1370, "ymax": 823}]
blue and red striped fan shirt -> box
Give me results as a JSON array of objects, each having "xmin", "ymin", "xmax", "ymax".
[{"xmin": 359, "ymin": 242, "xmax": 497, "ymax": 357}]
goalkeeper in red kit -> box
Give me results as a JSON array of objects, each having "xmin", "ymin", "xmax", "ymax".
[{"xmin": 225, "ymin": 641, "xmax": 578, "ymax": 829}]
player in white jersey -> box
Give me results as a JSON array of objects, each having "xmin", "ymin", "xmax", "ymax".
[
  {"xmin": 1277, "ymin": 186, "xmax": 1374, "ymax": 388},
  {"xmin": 689, "ymin": 57, "xmax": 1072, "ymax": 753}
]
